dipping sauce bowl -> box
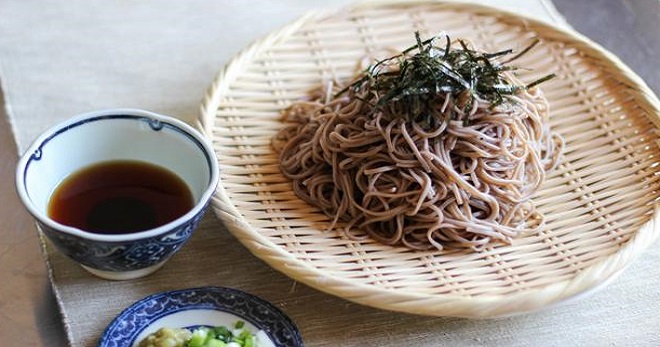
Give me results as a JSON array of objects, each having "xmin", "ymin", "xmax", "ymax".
[{"xmin": 15, "ymin": 109, "xmax": 219, "ymax": 280}]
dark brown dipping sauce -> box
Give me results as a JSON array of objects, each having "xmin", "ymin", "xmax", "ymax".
[{"xmin": 48, "ymin": 160, "xmax": 194, "ymax": 234}]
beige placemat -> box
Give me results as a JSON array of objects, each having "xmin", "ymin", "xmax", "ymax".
[{"xmin": 2, "ymin": 1, "xmax": 660, "ymax": 346}]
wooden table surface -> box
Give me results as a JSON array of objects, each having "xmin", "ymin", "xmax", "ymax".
[{"xmin": 0, "ymin": 0, "xmax": 657, "ymax": 345}]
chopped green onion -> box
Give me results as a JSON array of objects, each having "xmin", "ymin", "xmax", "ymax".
[
  {"xmin": 206, "ymin": 339, "xmax": 227, "ymax": 347},
  {"xmin": 182, "ymin": 321, "xmax": 262, "ymax": 347},
  {"xmin": 187, "ymin": 328, "xmax": 210, "ymax": 347}
]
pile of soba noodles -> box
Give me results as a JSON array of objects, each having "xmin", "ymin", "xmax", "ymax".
[{"xmin": 273, "ymin": 33, "xmax": 563, "ymax": 251}]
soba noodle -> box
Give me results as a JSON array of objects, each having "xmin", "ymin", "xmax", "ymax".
[{"xmin": 273, "ymin": 36, "xmax": 563, "ymax": 251}]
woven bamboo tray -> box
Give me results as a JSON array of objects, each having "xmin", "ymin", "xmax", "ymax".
[{"xmin": 197, "ymin": 1, "xmax": 660, "ymax": 317}]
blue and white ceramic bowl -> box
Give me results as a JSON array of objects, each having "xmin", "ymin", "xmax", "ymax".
[
  {"xmin": 98, "ymin": 287, "xmax": 303, "ymax": 347},
  {"xmin": 15, "ymin": 109, "xmax": 219, "ymax": 280}
]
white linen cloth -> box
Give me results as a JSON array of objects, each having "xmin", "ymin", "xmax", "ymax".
[{"xmin": 1, "ymin": 1, "xmax": 659, "ymax": 346}]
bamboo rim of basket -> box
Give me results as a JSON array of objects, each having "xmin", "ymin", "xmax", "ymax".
[{"xmin": 197, "ymin": 0, "xmax": 660, "ymax": 317}]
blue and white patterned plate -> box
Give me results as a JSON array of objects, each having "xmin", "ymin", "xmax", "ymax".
[{"xmin": 98, "ymin": 287, "xmax": 303, "ymax": 347}]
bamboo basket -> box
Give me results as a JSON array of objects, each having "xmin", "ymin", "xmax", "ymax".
[{"xmin": 197, "ymin": 1, "xmax": 660, "ymax": 317}]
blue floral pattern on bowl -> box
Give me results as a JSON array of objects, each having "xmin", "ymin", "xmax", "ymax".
[
  {"xmin": 98, "ymin": 287, "xmax": 304, "ymax": 347},
  {"xmin": 38, "ymin": 208, "xmax": 206, "ymax": 272}
]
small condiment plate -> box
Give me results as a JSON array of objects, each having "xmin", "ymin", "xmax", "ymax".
[{"xmin": 98, "ymin": 286, "xmax": 303, "ymax": 347}]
